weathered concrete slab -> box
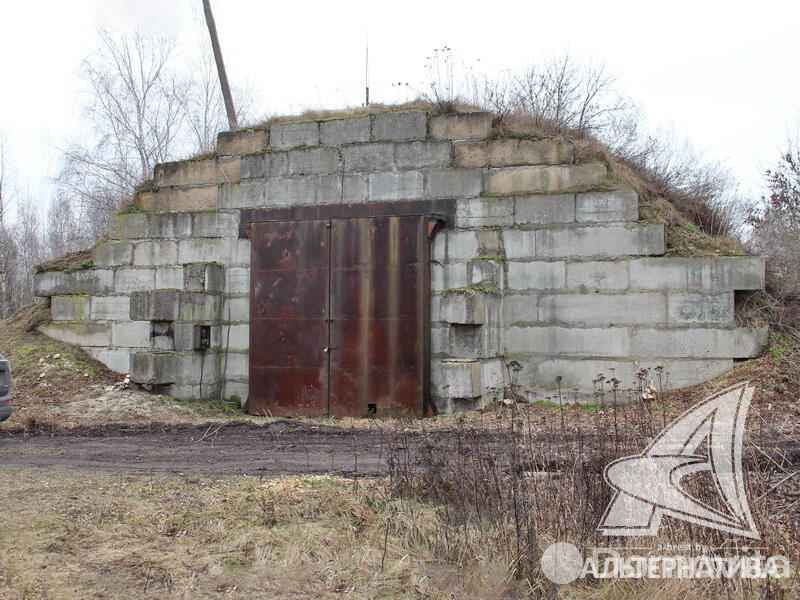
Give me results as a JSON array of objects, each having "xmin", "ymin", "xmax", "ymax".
[
  {"xmin": 138, "ymin": 185, "xmax": 218, "ymax": 212},
  {"xmin": 515, "ymin": 194, "xmax": 575, "ymax": 224},
  {"xmin": 431, "ymin": 263, "xmax": 469, "ymax": 291},
  {"xmin": 371, "ymin": 111, "xmax": 427, "ymax": 141},
  {"xmin": 506, "ymin": 261, "xmax": 566, "ymax": 290},
  {"xmin": 667, "ymin": 292, "xmax": 734, "ymax": 324},
  {"xmin": 425, "ymin": 169, "xmax": 483, "ymax": 199},
  {"xmin": 84, "ymin": 347, "xmax": 131, "ymax": 374},
  {"xmin": 155, "ymin": 157, "xmax": 241, "ymax": 187},
  {"xmin": 630, "ymin": 326, "xmax": 768, "ymax": 358},
  {"xmin": 39, "ymin": 322, "xmax": 112, "ymax": 347},
  {"xmin": 130, "ymin": 290, "xmax": 180, "ymax": 321},
  {"xmin": 368, "ymin": 171, "xmax": 423, "ymax": 201},
  {"xmin": 502, "ymin": 230, "xmax": 536, "ymax": 259},
  {"xmin": 320, "ymin": 117, "xmax": 370, "ymax": 145},
  {"xmin": 535, "ymin": 358, "xmax": 734, "ymax": 391},
  {"xmin": 456, "ymin": 197, "xmax": 514, "ymax": 227},
  {"xmin": 537, "ymin": 292, "xmax": 667, "ymax": 325},
  {"xmin": 486, "ymin": 162, "xmax": 606, "ymax": 194},
  {"xmin": 506, "ymin": 325, "xmax": 630, "ymax": 356},
  {"xmin": 287, "ymin": 147, "xmax": 340, "ymax": 175},
  {"xmin": 130, "ymin": 351, "xmax": 178, "ymax": 384},
  {"xmin": 240, "ymin": 152, "xmax": 289, "ymax": 179},
  {"xmin": 442, "ymin": 231, "xmax": 479, "ymax": 260},
  {"xmin": 469, "ymin": 259, "xmax": 502, "ymax": 286},
  {"xmin": 502, "ymin": 293, "xmax": 538, "ymax": 325},
  {"xmin": 395, "ymin": 141, "xmax": 452, "ymax": 169},
  {"xmin": 430, "ymin": 112, "xmax": 492, "ymax": 140},
  {"xmin": 440, "ymin": 290, "xmax": 485, "ymax": 324},
  {"xmin": 90, "ymin": 296, "xmax": 131, "ymax": 321},
  {"xmin": 133, "ymin": 241, "xmax": 178, "ymax": 266},
  {"xmin": 629, "ymin": 257, "xmax": 766, "ymax": 291},
  {"xmin": 341, "ymin": 143, "xmax": 394, "ymax": 172},
  {"xmin": 191, "ymin": 212, "xmax": 239, "ymax": 239},
  {"xmin": 534, "ymin": 224, "xmax": 664, "ymax": 258},
  {"xmin": 269, "ymin": 122, "xmax": 319, "ymax": 150},
  {"xmin": 112, "ymin": 321, "xmax": 152, "ymax": 348},
  {"xmin": 440, "ymin": 359, "xmax": 483, "ymax": 398},
  {"xmin": 51, "ymin": 295, "xmax": 90, "ymax": 321},
  {"xmin": 565, "ymin": 260, "xmax": 629, "ymax": 290},
  {"xmin": 114, "ymin": 268, "xmax": 156, "ymax": 294},
  {"xmin": 109, "ymin": 213, "xmax": 149, "ymax": 240},
  {"xmin": 575, "ymin": 188, "xmax": 638, "ymax": 222},
  {"xmin": 156, "ymin": 266, "xmax": 184, "ymax": 290},
  {"xmin": 93, "ymin": 242, "xmax": 133, "ymax": 267},
  {"xmin": 146, "ymin": 213, "xmax": 193, "ymax": 239},
  {"xmin": 456, "ymin": 138, "xmax": 574, "ymax": 168},
  {"xmin": 34, "ymin": 270, "xmax": 113, "ymax": 297},
  {"xmin": 217, "ymin": 128, "xmax": 268, "ymax": 154}
]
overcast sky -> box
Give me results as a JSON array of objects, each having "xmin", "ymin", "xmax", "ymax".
[{"xmin": 1, "ymin": 0, "xmax": 798, "ymax": 215}]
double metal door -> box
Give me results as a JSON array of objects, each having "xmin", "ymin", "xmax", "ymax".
[{"xmin": 248, "ymin": 216, "xmax": 431, "ymax": 417}]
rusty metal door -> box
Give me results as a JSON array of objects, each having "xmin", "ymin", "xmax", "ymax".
[
  {"xmin": 248, "ymin": 220, "xmax": 330, "ymax": 416},
  {"xmin": 329, "ymin": 216, "xmax": 428, "ymax": 417},
  {"xmin": 249, "ymin": 215, "xmax": 430, "ymax": 417}
]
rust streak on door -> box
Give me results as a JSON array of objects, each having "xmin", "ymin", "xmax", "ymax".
[{"xmin": 329, "ymin": 216, "xmax": 426, "ymax": 417}]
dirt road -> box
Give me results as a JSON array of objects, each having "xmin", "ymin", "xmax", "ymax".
[
  {"xmin": 2, "ymin": 418, "xmax": 797, "ymax": 477},
  {"xmin": 0, "ymin": 420, "xmax": 409, "ymax": 476}
]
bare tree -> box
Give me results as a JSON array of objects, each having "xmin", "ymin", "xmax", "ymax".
[
  {"xmin": 185, "ymin": 48, "xmax": 251, "ymax": 154},
  {"xmin": 4, "ymin": 197, "xmax": 46, "ymax": 314},
  {"xmin": 57, "ymin": 31, "xmax": 189, "ymax": 240},
  {"xmin": 749, "ymin": 130, "xmax": 800, "ymax": 299},
  {"xmin": 0, "ymin": 133, "xmax": 11, "ymax": 317},
  {"xmin": 764, "ymin": 137, "xmax": 800, "ymax": 229},
  {"xmin": 0, "ymin": 132, "xmax": 8, "ymax": 228},
  {"xmin": 46, "ymin": 194, "xmax": 82, "ymax": 259},
  {"xmin": 56, "ymin": 30, "xmax": 254, "ymax": 242},
  {"xmin": 512, "ymin": 54, "xmax": 629, "ymax": 135}
]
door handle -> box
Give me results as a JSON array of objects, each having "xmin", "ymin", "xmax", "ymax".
[{"xmin": 322, "ymin": 347, "xmax": 338, "ymax": 353}]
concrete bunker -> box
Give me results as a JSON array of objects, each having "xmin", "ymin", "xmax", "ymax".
[{"xmin": 33, "ymin": 110, "xmax": 768, "ymax": 416}]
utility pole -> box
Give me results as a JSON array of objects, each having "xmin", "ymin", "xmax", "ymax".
[
  {"xmin": 365, "ymin": 34, "xmax": 370, "ymax": 106},
  {"xmin": 202, "ymin": 0, "xmax": 238, "ymax": 130}
]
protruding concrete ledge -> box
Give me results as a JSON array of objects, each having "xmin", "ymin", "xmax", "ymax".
[
  {"xmin": 34, "ymin": 269, "xmax": 113, "ymax": 297},
  {"xmin": 441, "ymin": 359, "xmax": 483, "ymax": 399}
]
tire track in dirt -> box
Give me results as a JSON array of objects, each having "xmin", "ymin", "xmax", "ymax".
[
  {"xmin": 1, "ymin": 419, "xmax": 796, "ymax": 476},
  {"xmin": 0, "ymin": 420, "xmax": 403, "ymax": 476}
]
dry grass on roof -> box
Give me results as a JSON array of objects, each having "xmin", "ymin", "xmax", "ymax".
[
  {"xmin": 250, "ymin": 99, "xmax": 484, "ymax": 129},
  {"xmin": 34, "ymin": 247, "xmax": 95, "ymax": 274}
]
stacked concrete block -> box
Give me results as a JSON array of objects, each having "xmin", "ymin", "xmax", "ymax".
[{"xmin": 32, "ymin": 109, "xmax": 767, "ymax": 412}]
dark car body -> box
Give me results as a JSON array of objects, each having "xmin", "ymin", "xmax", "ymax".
[{"xmin": 0, "ymin": 353, "xmax": 11, "ymax": 421}]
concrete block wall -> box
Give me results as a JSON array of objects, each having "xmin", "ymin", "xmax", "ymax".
[
  {"xmin": 35, "ymin": 214, "xmax": 248, "ymax": 400},
  {"xmin": 33, "ymin": 110, "xmax": 767, "ymax": 412}
]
